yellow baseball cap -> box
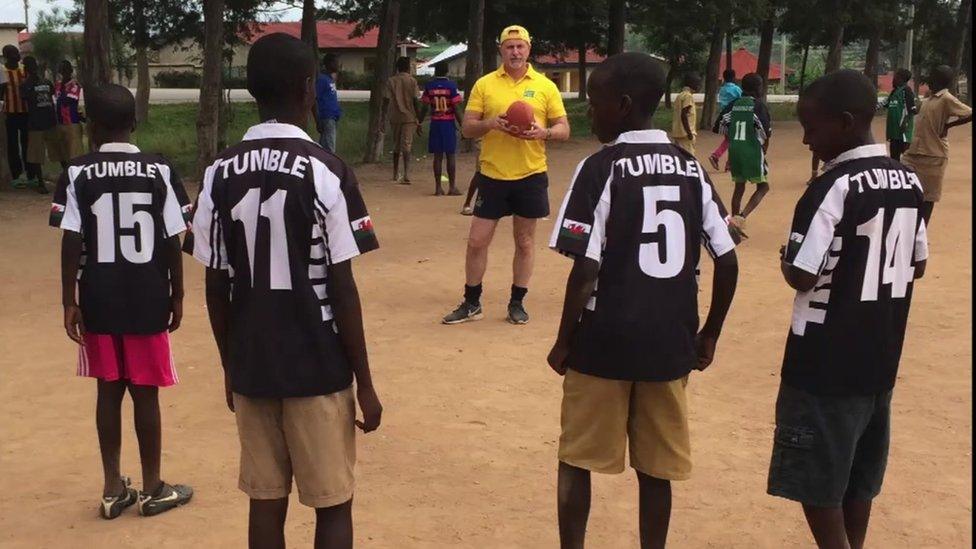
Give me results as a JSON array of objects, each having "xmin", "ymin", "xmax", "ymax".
[{"xmin": 499, "ymin": 25, "xmax": 531, "ymax": 45}]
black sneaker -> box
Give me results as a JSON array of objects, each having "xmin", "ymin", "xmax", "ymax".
[
  {"xmin": 100, "ymin": 476, "xmax": 138, "ymax": 520},
  {"xmin": 442, "ymin": 301, "xmax": 483, "ymax": 324},
  {"xmin": 137, "ymin": 482, "xmax": 193, "ymax": 517},
  {"xmin": 507, "ymin": 301, "xmax": 529, "ymax": 325}
]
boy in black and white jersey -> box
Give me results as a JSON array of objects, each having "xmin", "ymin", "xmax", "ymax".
[
  {"xmin": 547, "ymin": 53, "xmax": 739, "ymax": 549},
  {"xmin": 768, "ymin": 70, "xmax": 928, "ymax": 549},
  {"xmin": 192, "ymin": 33, "xmax": 382, "ymax": 548}
]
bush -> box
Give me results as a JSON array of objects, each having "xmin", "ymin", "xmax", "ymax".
[
  {"xmin": 335, "ymin": 70, "xmax": 375, "ymax": 90},
  {"xmin": 154, "ymin": 70, "xmax": 201, "ymax": 88}
]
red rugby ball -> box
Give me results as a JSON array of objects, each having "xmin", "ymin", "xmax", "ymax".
[{"xmin": 505, "ymin": 100, "xmax": 535, "ymax": 131}]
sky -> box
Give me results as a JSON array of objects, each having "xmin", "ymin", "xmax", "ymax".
[{"xmin": 0, "ymin": 0, "xmax": 305, "ymax": 31}]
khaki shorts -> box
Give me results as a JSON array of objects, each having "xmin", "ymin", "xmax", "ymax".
[
  {"xmin": 558, "ymin": 369, "xmax": 692, "ymax": 479},
  {"xmin": 392, "ymin": 122, "xmax": 417, "ymax": 152},
  {"xmin": 674, "ymin": 137, "xmax": 696, "ymax": 156},
  {"xmin": 233, "ymin": 388, "xmax": 356, "ymax": 508},
  {"xmin": 53, "ymin": 124, "xmax": 84, "ymax": 162},
  {"xmin": 901, "ymin": 153, "xmax": 947, "ymax": 202},
  {"xmin": 26, "ymin": 128, "xmax": 59, "ymax": 164}
]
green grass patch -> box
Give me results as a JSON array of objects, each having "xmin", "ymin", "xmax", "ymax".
[{"xmin": 42, "ymin": 98, "xmax": 800, "ymax": 179}]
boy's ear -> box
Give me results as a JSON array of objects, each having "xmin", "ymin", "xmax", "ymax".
[
  {"xmin": 840, "ymin": 111, "xmax": 856, "ymax": 130},
  {"xmin": 620, "ymin": 94, "xmax": 633, "ymax": 116}
]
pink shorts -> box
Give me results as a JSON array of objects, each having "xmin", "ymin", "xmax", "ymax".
[{"xmin": 79, "ymin": 332, "xmax": 178, "ymax": 387}]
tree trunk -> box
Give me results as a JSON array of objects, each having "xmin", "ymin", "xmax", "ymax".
[
  {"xmin": 664, "ymin": 59, "xmax": 676, "ymax": 109},
  {"xmin": 965, "ymin": 16, "xmax": 972, "ymax": 105},
  {"xmin": 82, "ymin": 0, "xmax": 112, "ymax": 87},
  {"xmin": 864, "ymin": 27, "xmax": 881, "ymax": 88},
  {"xmin": 608, "ymin": 0, "xmax": 625, "ymax": 55},
  {"xmin": 482, "ymin": 16, "xmax": 496, "ymax": 74},
  {"xmin": 825, "ymin": 20, "xmax": 845, "ymax": 73},
  {"xmin": 462, "ymin": 0, "xmax": 485, "ymax": 153},
  {"xmin": 301, "ymin": 0, "xmax": 319, "ymax": 52},
  {"xmin": 136, "ymin": 46, "xmax": 150, "ymax": 123},
  {"xmin": 577, "ymin": 39, "xmax": 587, "ymax": 101},
  {"xmin": 363, "ymin": 0, "xmax": 400, "ymax": 163},
  {"xmin": 799, "ymin": 41, "xmax": 810, "ymax": 91},
  {"xmin": 196, "ymin": 0, "xmax": 225, "ymax": 178},
  {"xmin": 725, "ymin": 21, "xmax": 733, "ymax": 73},
  {"xmin": 949, "ymin": 0, "xmax": 972, "ymax": 94},
  {"xmin": 756, "ymin": 18, "xmax": 774, "ymax": 101},
  {"xmin": 700, "ymin": 24, "xmax": 725, "ymax": 131}
]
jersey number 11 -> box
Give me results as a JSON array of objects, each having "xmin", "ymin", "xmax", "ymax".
[{"xmin": 231, "ymin": 188, "xmax": 293, "ymax": 290}]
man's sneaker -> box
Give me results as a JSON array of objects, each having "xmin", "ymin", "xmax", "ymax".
[
  {"xmin": 507, "ymin": 301, "xmax": 529, "ymax": 325},
  {"xmin": 442, "ymin": 301, "xmax": 483, "ymax": 324},
  {"xmin": 100, "ymin": 476, "xmax": 138, "ymax": 520},
  {"xmin": 137, "ymin": 482, "xmax": 193, "ymax": 517},
  {"xmin": 708, "ymin": 154, "xmax": 720, "ymax": 171}
]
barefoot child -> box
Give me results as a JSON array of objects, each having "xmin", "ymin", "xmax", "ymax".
[
  {"xmin": 50, "ymin": 84, "xmax": 193, "ymax": 519},
  {"xmin": 547, "ymin": 52, "xmax": 739, "ymax": 548},
  {"xmin": 192, "ymin": 33, "xmax": 383, "ymax": 548},
  {"xmin": 718, "ymin": 72, "xmax": 771, "ymax": 237},
  {"xmin": 769, "ymin": 70, "xmax": 928, "ymax": 549},
  {"xmin": 708, "ymin": 69, "xmax": 741, "ymax": 170},
  {"xmin": 419, "ymin": 63, "xmax": 463, "ymax": 196}
]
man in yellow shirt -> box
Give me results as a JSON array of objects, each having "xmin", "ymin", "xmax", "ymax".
[
  {"xmin": 442, "ymin": 25, "xmax": 570, "ymax": 325},
  {"xmin": 672, "ymin": 73, "xmax": 700, "ymax": 155}
]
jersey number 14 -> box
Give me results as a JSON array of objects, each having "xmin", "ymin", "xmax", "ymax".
[{"xmin": 856, "ymin": 207, "xmax": 916, "ymax": 301}]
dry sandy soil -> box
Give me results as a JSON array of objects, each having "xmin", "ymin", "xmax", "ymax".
[{"xmin": 0, "ymin": 119, "xmax": 970, "ymax": 548}]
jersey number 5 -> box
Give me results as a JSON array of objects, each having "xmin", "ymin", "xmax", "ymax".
[
  {"xmin": 639, "ymin": 185, "xmax": 685, "ymax": 278},
  {"xmin": 231, "ymin": 188, "xmax": 293, "ymax": 290},
  {"xmin": 91, "ymin": 192, "xmax": 155, "ymax": 264},
  {"xmin": 856, "ymin": 207, "xmax": 916, "ymax": 301}
]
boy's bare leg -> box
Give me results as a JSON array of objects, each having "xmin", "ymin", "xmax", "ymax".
[
  {"xmin": 96, "ymin": 379, "xmax": 127, "ymax": 497},
  {"xmin": 250, "ymin": 498, "xmax": 289, "ymax": 549},
  {"xmin": 741, "ymin": 182, "xmax": 770, "ymax": 219},
  {"xmin": 557, "ymin": 462, "xmax": 591, "ymax": 549},
  {"xmin": 636, "ymin": 472, "xmax": 671, "ymax": 549},
  {"xmin": 128, "ymin": 383, "xmax": 162, "ymax": 495},
  {"xmin": 402, "ymin": 146, "xmax": 412, "ymax": 183},
  {"xmin": 731, "ymin": 182, "xmax": 746, "ymax": 217},
  {"xmin": 433, "ymin": 152, "xmax": 444, "ymax": 195},
  {"xmin": 802, "ymin": 505, "xmax": 852, "ymax": 549},
  {"xmin": 447, "ymin": 154, "xmax": 461, "ymax": 195},
  {"xmin": 392, "ymin": 152, "xmax": 400, "ymax": 181},
  {"xmin": 314, "ymin": 500, "xmax": 354, "ymax": 549},
  {"xmin": 843, "ymin": 498, "xmax": 872, "ymax": 549}
]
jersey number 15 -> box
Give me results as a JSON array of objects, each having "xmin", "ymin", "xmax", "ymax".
[{"xmin": 91, "ymin": 192, "xmax": 155, "ymax": 264}]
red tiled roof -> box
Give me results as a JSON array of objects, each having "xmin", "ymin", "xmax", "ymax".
[
  {"xmin": 246, "ymin": 21, "xmax": 421, "ymax": 49},
  {"xmin": 534, "ymin": 49, "xmax": 605, "ymax": 65},
  {"xmin": 719, "ymin": 47, "xmax": 793, "ymax": 81}
]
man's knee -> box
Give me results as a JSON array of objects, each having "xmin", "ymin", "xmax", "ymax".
[
  {"xmin": 468, "ymin": 231, "xmax": 493, "ymax": 252},
  {"xmin": 514, "ymin": 232, "xmax": 535, "ymax": 253}
]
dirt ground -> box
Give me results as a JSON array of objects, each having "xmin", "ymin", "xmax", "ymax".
[{"xmin": 0, "ymin": 119, "xmax": 970, "ymax": 548}]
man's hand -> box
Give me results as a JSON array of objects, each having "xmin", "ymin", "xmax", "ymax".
[
  {"xmin": 64, "ymin": 304, "xmax": 85, "ymax": 345},
  {"xmin": 487, "ymin": 114, "xmax": 518, "ymax": 136},
  {"xmin": 168, "ymin": 297, "xmax": 183, "ymax": 332},
  {"xmin": 694, "ymin": 332, "xmax": 718, "ymax": 371},
  {"xmin": 355, "ymin": 384, "xmax": 383, "ymax": 433},
  {"xmin": 547, "ymin": 341, "xmax": 570, "ymax": 375},
  {"xmin": 224, "ymin": 374, "xmax": 235, "ymax": 412},
  {"xmin": 518, "ymin": 121, "xmax": 549, "ymax": 141}
]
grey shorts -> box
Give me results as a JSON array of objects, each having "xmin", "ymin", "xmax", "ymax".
[{"xmin": 767, "ymin": 382, "xmax": 892, "ymax": 508}]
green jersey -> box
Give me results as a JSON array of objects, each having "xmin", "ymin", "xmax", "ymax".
[
  {"xmin": 720, "ymin": 96, "xmax": 771, "ymax": 183},
  {"xmin": 883, "ymin": 85, "xmax": 916, "ymax": 142}
]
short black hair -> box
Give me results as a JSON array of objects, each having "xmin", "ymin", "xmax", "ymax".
[
  {"xmin": 723, "ymin": 69, "xmax": 736, "ymax": 83},
  {"xmin": 741, "ymin": 73, "xmax": 763, "ymax": 95},
  {"xmin": 2, "ymin": 44, "xmax": 17, "ymax": 56},
  {"xmin": 894, "ymin": 68, "xmax": 912, "ymax": 83},
  {"xmin": 434, "ymin": 63, "xmax": 448, "ymax": 77},
  {"xmin": 22, "ymin": 55, "xmax": 38, "ymax": 74},
  {"xmin": 801, "ymin": 69, "xmax": 878, "ymax": 125},
  {"xmin": 247, "ymin": 33, "xmax": 316, "ymax": 110},
  {"xmin": 591, "ymin": 52, "xmax": 666, "ymax": 118},
  {"xmin": 322, "ymin": 53, "xmax": 339, "ymax": 72},
  {"xmin": 396, "ymin": 56, "xmax": 411, "ymax": 73},
  {"xmin": 682, "ymin": 72, "xmax": 701, "ymax": 89},
  {"xmin": 928, "ymin": 65, "xmax": 954, "ymax": 90},
  {"xmin": 86, "ymin": 84, "xmax": 136, "ymax": 131}
]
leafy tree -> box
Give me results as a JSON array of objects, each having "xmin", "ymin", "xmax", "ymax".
[{"xmin": 30, "ymin": 9, "xmax": 77, "ymax": 78}]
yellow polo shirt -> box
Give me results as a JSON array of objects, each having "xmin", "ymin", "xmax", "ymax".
[{"xmin": 466, "ymin": 64, "xmax": 566, "ymax": 180}]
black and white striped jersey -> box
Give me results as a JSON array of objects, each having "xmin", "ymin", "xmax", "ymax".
[
  {"xmin": 49, "ymin": 143, "xmax": 191, "ymax": 334},
  {"xmin": 549, "ymin": 129, "xmax": 736, "ymax": 382},
  {"xmin": 191, "ymin": 122, "xmax": 378, "ymax": 398},
  {"xmin": 781, "ymin": 144, "xmax": 928, "ymax": 396}
]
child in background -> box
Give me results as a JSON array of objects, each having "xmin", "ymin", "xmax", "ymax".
[
  {"xmin": 671, "ymin": 72, "xmax": 700, "ymax": 156},
  {"xmin": 54, "ymin": 60, "xmax": 85, "ymax": 167},
  {"xmin": 708, "ymin": 69, "xmax": 742, "ymax": 171},
  {"xmin": 879, "ymin": 68, "xmax": 917, "ymax": 162},
  {"xmin": 419, "ymin": 62, "xmax": 464, "ymax": 196},
  {"xmin": 51, "ymin": 84, "xmax": 193, "ymax": 519},
  {"xmin": 20, "ymin": 55, "xmax": 56, "ymax": 193},
  {"xmin": 719, "ymin": 73, "xmax": 771, "ymax": 238}
]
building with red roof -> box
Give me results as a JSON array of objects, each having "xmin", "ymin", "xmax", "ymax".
[{"xmin": 719, "ymin": 47, "xmax": 793, "ymax": 83}]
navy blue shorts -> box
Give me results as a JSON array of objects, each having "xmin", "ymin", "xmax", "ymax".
[{"xmin": 428, "ymin": 121, "xmax": 457, "ymax": 154}]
